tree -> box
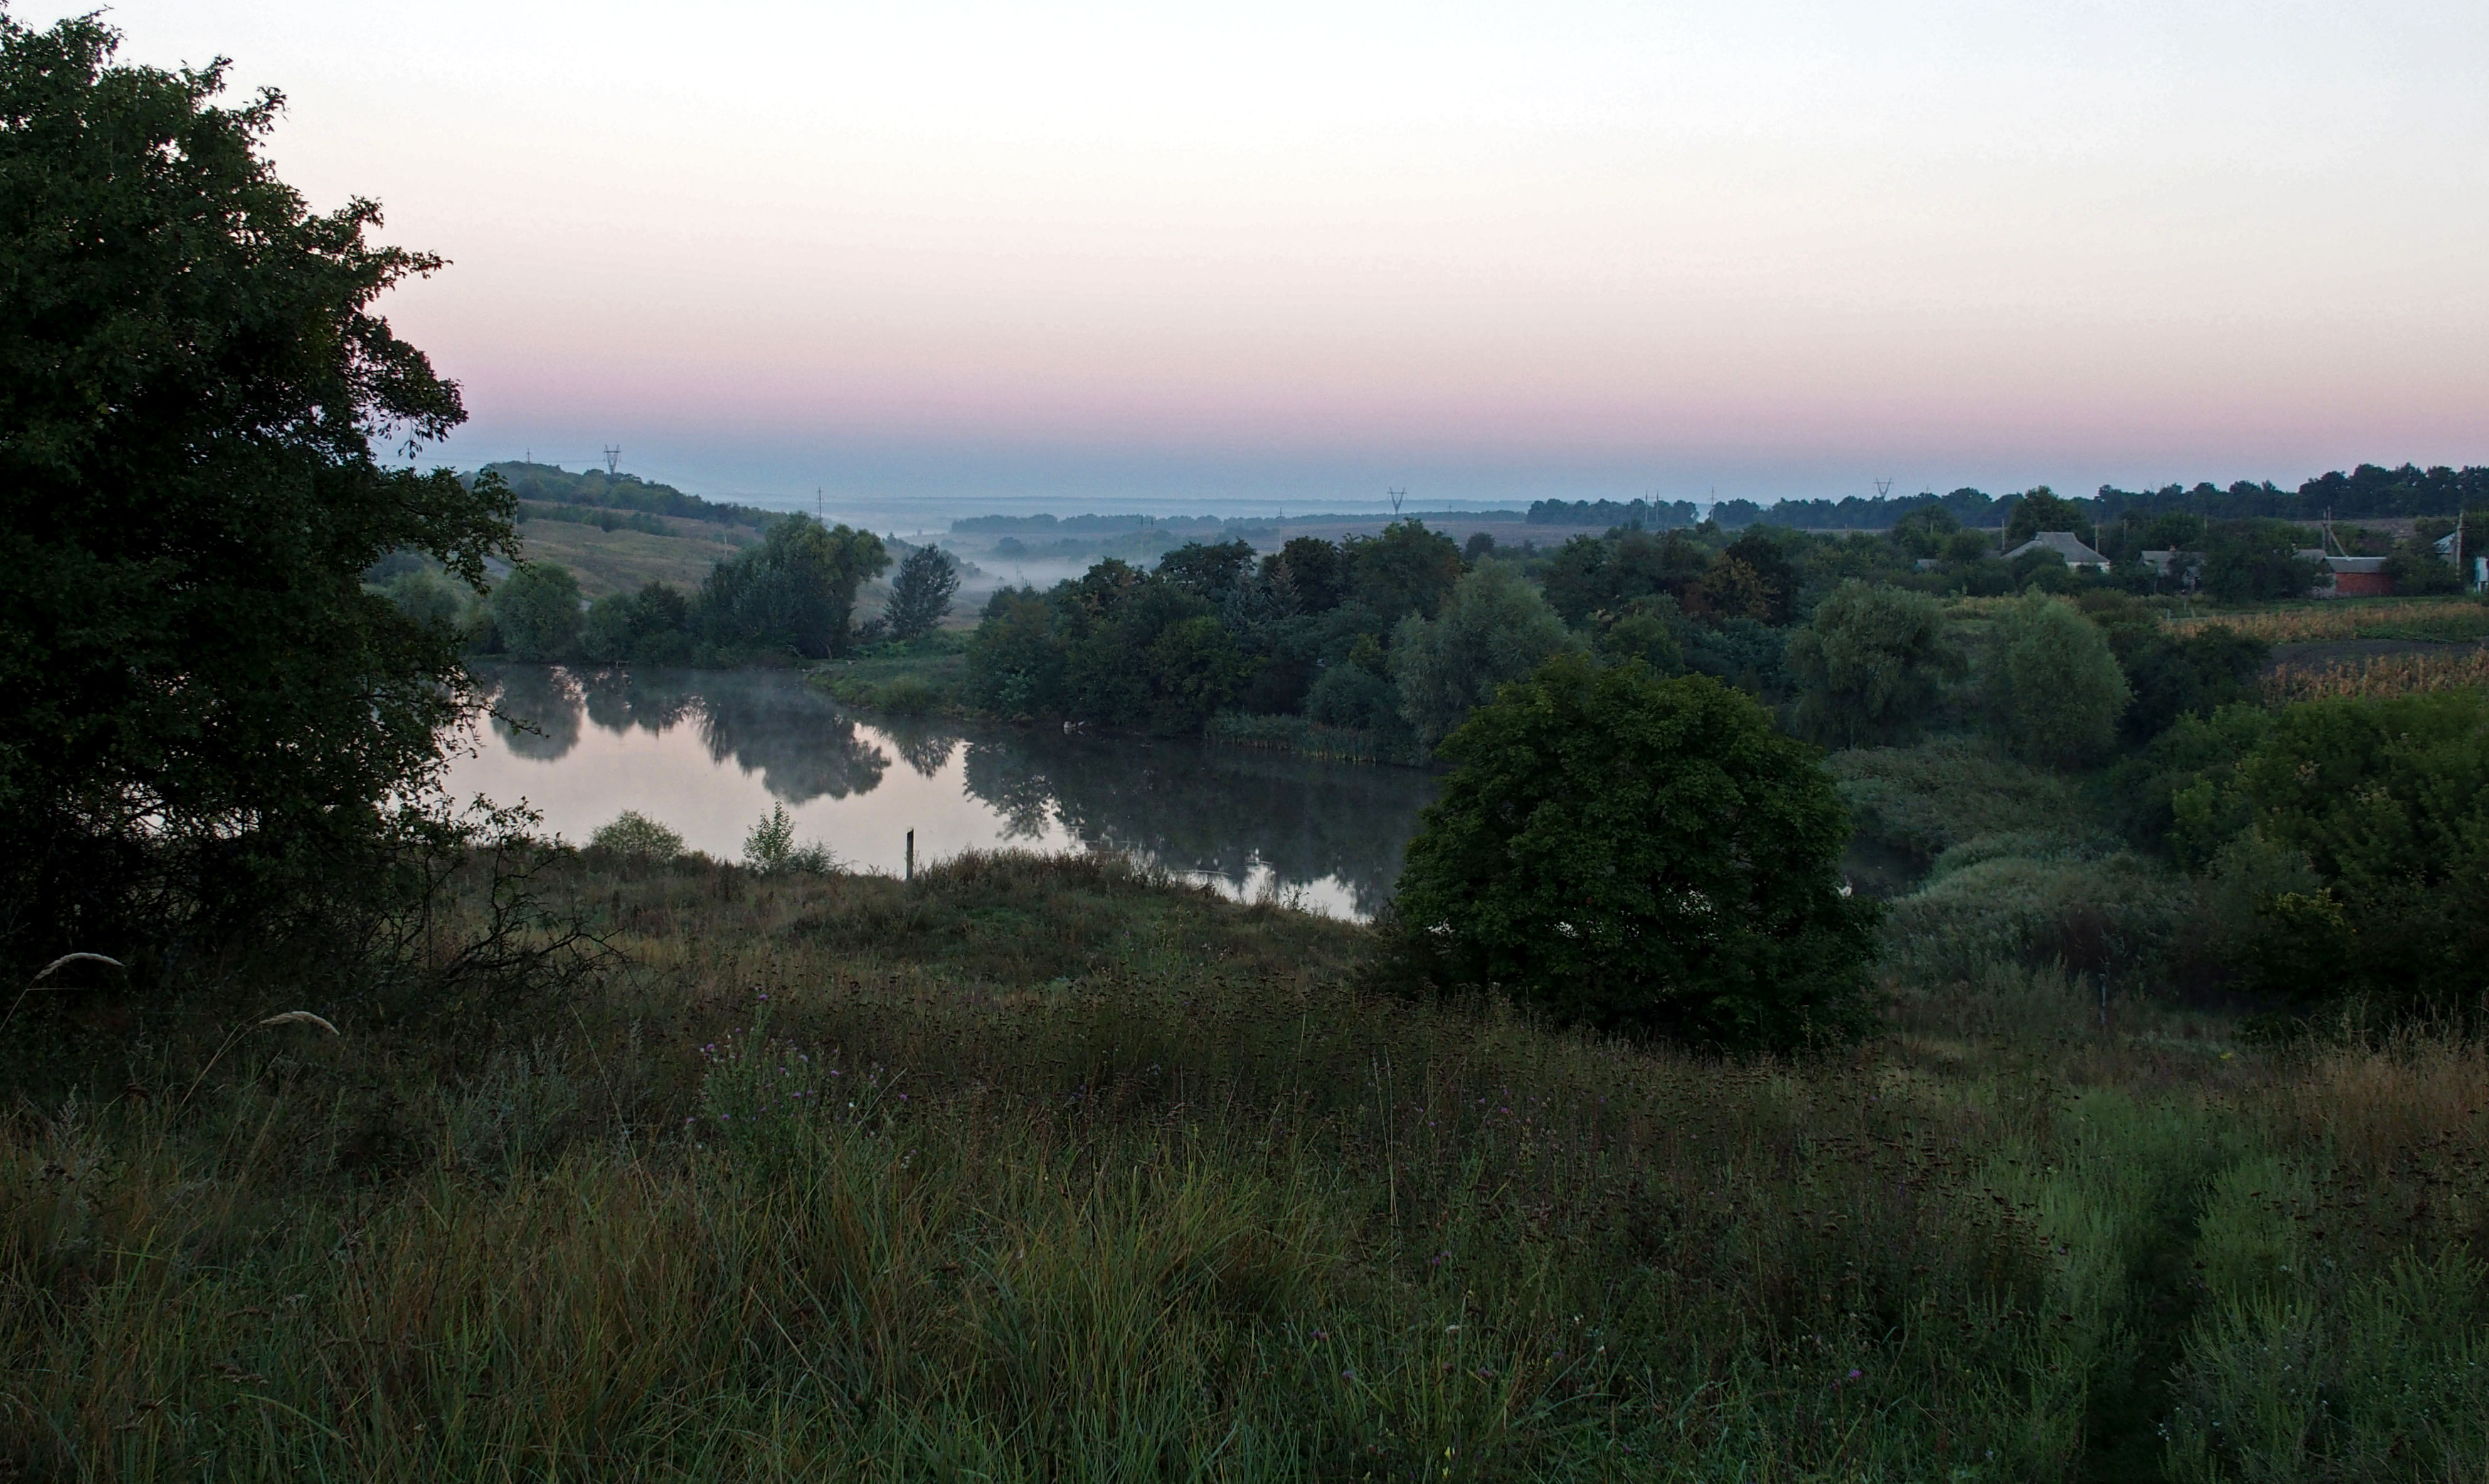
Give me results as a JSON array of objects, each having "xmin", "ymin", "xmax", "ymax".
[
  {"xmin": 1345, "ymin": 520, "xmax": 1464, "ymax": 620},
  {"xmin": 1263, "ymin": 536, "xmax": 1347, "ymax": 612},
  {"xmin": 699, "ymin": 515, "xmax": 888, "ymax": 658},
  {"xmin": 1785, "ymin": 580, "xmax": 1961, "ymax": 746},
  {"xmin": 491, "ymin": 563, "xmax": 583, "ymax": 660},
  {"xmin": 1984, "ymin": 595, "xmax": 2130, "ymax": 766},
  {"xmin": 883, "ymin": 545, "xmax": 961, "ymax": 640},
  {"xmin": 1155, "ymin": 539, "xmax": 1255, "ymax": 606},
  {"xmin": 1389, "ymin": 655, "xmax": 1879, "ymax": 1049},
  {"xmin": 2003, "ymin": 486, "xmax": 2096, "ymax": 545},
  {"xmin": 1388, "ymin": 561, "xmax": 1574, "ymax": 752},
  {"xmin": 0, "ymin": 14, "xmax": 517, "ymax": 973},
  {"xmin": 2165, "ymin": 691, "xmax": 2489, "ymax": 1021},
  {"xmin": 580, "ymin": 581, "xmax": 691, "ymax": 664}
]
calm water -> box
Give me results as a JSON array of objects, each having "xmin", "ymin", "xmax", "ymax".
[{"xmin": 452, "ymin": 665, "xmax": 1440, "ymax": 920}]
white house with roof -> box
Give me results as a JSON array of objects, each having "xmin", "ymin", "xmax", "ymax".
[{"xmin": 2002, "ymin": 531, "xmax": 2111, "ymax": 572}]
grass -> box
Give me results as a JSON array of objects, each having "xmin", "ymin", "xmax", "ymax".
[
  {"xmin": 4, "ymin": 853, "xmax": 2483, "ymax": 1480},
  {"xmin": 812, "ymin": 633, "xmax": 973, "ymax": 715},
  {"xmin": 512, "ymin": 516, "xmax": 753, "ymax": 600},
  {"xmin": 1206, "ymin": 713, "xmax": 1415, "ymax": 767}
]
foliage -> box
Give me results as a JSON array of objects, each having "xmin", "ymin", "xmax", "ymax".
[
  {"xmin": 881, "ymin": 544, "xmax": 961, "ymax": 640},
  {"xmin": 488, "ymin": 562, "xmax": 583, "ymax": 660},
  {"xmin": 2165, "ymin": 597, "xmax": 2489, "ymax": 645},
  {"xmin": 2003, "ymin": 486, "xmax": 2096, "ymax": 545},
  {"xmin": 586, "ymin": 810, "xmax": 686, "ymax": 861},
  {"xmin": 2165, "ymin": 691, "xmax": 2489, "ymax": 1019},
  {"xmin": 1785, "ymin": 580, "xmax": 1962, "ymax": 746},
  {"xmin": 2199, "ymin": 521, "xmax": 2321, "ymax": 603},
  {"xmin": 1387, "ymin": 562, "xmax": 1575, "ymax": 753},
  {"xmin": 1828, "ymin": 736, "xmax": 2089, "ymax": 862},
  {"xmin": 578, "ymin": 580, "xmax": 694, "ymax": 665},
  {"xmin": 700, "ymin": 516, "xmax": 888, "ymax": 659},
  {"xmin": 0, "ymin": 13, "xmax": 517, "ymax": 977},
  {"xmin": 1984, "ymin": 594, "xmax": 2131, "ymax": 766},
  {"xmin": 1343, "ymin": 519, "xmax": 1464, "ymax": 621},
  {"xmin": 1882, "ymin": 840, "xmax": 2194, "ymax": 985},
  {"xmin": 741, "ymin": 803, "xmax": 834, "ymax": 875},
  {"xmin": 1391, "ymin": 654, "xmax": 1879, "ymax": 1049}
]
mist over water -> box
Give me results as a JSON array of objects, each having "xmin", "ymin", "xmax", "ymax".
[{"xmin": 456, "ymin": 665, "xmax": 1438, "ymax": 920}]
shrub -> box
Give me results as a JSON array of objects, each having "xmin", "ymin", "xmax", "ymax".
[
  {"xmin": 1828, "ymin": 736, "xmax": 2086, "ymax": 862},
  {"xmin": 587, "ymin": 810, "xmax": 686, "ymax": 861},
  {"xmin": 1983, "ymin": 593, "xmax": 2129, "ymax": 766},
  {"xmin": 1389, "ymin": 654, "xmax": 1880, "ymax": 1049},
  {"xmin": 1785, "ymin": 580, "xmax": 1963, "ymax": 746},
  {"xmin": 741, "ymin": 804, "xmax": 834, "ymax": 874},
  {"xmin": 874, "ymin": 675, "xmax": 940, "ymax": 716},
  {"xmin": 1881, "ymin": 844, "xmax": 2194, "ymax": 985}
]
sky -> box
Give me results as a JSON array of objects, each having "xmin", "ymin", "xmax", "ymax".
[{"xmin": 28, "ymin": 1, "xmax": 2489, "ymax": 513}]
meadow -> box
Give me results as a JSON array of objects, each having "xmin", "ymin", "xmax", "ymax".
[{"xmin": 6, "ymin": 850, "xmax": 2482, "ymax": 1482}]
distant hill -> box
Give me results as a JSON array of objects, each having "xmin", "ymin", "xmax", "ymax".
[{"xmin": 476, "ymin": 462, "xmax": 779, "ymax": 529}]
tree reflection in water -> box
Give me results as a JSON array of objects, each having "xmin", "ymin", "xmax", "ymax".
[
  {"xmin": 471, "ymin": 665, "xmax": 1436, "ymax": 916},
  {"xmin": 960, "ymin": 731, "xmax": 1436, "ymax": 918}
]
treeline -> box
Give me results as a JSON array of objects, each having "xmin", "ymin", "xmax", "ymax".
[
  {"xmin": 1531, "ymin": 463, "xmax": 2489, "ymax": 533},
  {"xmin": 374, "ymin": 520, "xmax": 963, "ymax": 665},
  {"xmin": 478, "ymin": 462, "xmax": 780, "ymax": 529}
]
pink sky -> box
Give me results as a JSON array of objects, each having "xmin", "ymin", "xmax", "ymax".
[{"xmin": 40, "ymin": 0, "xmax": 2489, "ymax": 506}]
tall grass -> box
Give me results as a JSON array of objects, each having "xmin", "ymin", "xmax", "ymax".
[{"xmin": 3, "ymin": 854, "xmax": 2480, "ymax": 1480}]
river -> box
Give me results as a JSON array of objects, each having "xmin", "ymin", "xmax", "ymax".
[{"xmin": 450, "ymin": 665, "xmax": 1440, "ymax": 920}]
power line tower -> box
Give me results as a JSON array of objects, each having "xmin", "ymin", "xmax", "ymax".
[
  {"xmin": 1388, "ymin": 487, "xmax": 1406, "ymax": 516},
  {"xmin": 1874, "ymin": 478, "xmax": 1893, "ymax": 499},
  {"xmin": 603, "ymin": 445, "xmax": 621, "ymax": 475}
]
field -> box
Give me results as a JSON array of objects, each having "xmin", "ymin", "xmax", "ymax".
[
  {"xmin": 5, "ymin": 853, "xmax": 2483, "ymax": 1481},
  {"xmin": 511, "ymin": 516, "xmax": 755, "ymax": 600},
  {"xmin": 2163, "ymin": 596, "xmax": 2489, "ymax": 645}
]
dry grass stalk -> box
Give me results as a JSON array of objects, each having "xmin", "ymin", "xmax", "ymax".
[{"xmin": 2261, "ymin": 647, "xmax": 2489, "ymax": 704}]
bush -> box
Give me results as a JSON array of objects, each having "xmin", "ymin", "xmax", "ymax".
[
  {"xmin": 1829, "ymin": 736, "xmax": 2086, "ymax": 862},
  {"xmin": 741, "ymin": 804, "xmax": 835, "ymax": 874},
  {"xmin": 1785, "ymin": 580, "xmax": 1962, "ymax": 746},
  {"xmin": 1881, "ymin": 843, "xmax": 2194, "ymax": 986},
  {"xmin": 587, "ymin": 810, "xmax": 686, "ymax": 861},
  {"xmin": 1983, "ymin": 593, "xmax": 2129, "ymax": 766},
  {"xmin": 1389, "ymin": 654, "xmax": 1880, "ymax": 1049}
]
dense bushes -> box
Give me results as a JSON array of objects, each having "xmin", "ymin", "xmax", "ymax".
[
  {"xmin": 1389, "ymin": 654, "xmax": 1880, "ymax": 1049},
  {"xmin": 1785, "ymin": 580, "xmax": 1960, "ymax": 745}
]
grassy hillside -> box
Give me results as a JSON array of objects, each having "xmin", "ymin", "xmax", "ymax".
[
  {"xmin": 5, "ymin": 854, "xmax": 2481, "ymax": 1481},
  {"xmin": 511, "ymin": 515, "xmax": 752, "ymax": 599}
]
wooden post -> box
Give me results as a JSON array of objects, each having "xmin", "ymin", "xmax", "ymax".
[{"xmin": 905, "ymin": 829, "xmax": 915, "ymax": 882}]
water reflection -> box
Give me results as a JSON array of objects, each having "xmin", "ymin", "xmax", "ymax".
[{"xmin": 467, "ymin": 665, "xmax": 1437, "ymax": 920}]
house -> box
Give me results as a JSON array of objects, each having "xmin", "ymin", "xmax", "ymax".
[
  {"xmin": 2296, "ymin": 548, "xmax": 2394, "ymax": 598},
  {"xmin": 2002, "ymin": 531, "xmax": 2111, "ymax": 572},
  {"xmin": 2140, "ymin": 549, "xmax": 2202, "ymax": 586}
]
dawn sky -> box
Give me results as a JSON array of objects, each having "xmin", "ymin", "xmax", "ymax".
[{"xmin": 35, "ymin": 1, "xmax": 2489, "ymax": 511}]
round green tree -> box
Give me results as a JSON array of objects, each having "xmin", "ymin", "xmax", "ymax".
[
  {"xmin": 1785, "ymin": 579, "xmax": 1961, "ymax": 746},
  {"xmin": 1984, "ymin": 593, "xmax": 2129, "ymax": 766},
  {"xmin": 1390, "ymin": 654, "xmax": 1879, "ymax": 1049}
]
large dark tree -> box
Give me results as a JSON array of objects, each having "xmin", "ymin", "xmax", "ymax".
[
  {"xmin": 0, "ymin": 15, "xmax": 516, "ymax": 975},
  {"xmin": 1389, "ymin": 654, "xmax": 1879, "ymax": 1050}
]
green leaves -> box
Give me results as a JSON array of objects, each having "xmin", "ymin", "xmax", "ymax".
[{"xmin": 1390, "ymin": 654, "xmax": 1879, "ymax": 1051}]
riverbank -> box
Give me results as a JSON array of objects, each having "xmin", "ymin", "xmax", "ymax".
[{"xmin": 6, "ymin": 852, "xmax": 2480, "ymax": 1480}]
